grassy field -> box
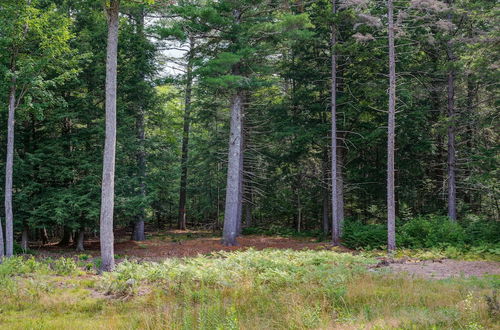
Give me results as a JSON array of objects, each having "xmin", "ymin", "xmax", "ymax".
[{"xmin": 0, "ymin": 249, "xmax": 498, "ymax": 329}]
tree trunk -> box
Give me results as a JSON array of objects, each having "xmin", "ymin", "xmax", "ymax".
[
  {"xmin": 178, "ymin": 36, "xmax": 195, "ymax": 231},
  {"xmin": 76, "ymin": 230, "xmax": 85, "ymax": 252},
  {"xmin": 337, "ymin": 145, "xmax": 345, "ymax": 235},
  {"xmin": 41, "ymin": 227, "xmax": 49, "ymax": 245},
  {"xmin": 387, "ymin": 0, "xmax": 397, "ymax": 252},
  {"xmin": 0, "ymin": 217, "xmax": 4, "ymax": 262},
  {"xmin": 222, "ymin": 91, "xmax": 243, "ymax": 246},
  {"xmin": 58, "ymin": 226, "xmax": 73, "ymax": 246},
  {"xmin": 132, "ymin": 8, "xmax": 147, "ymax": 241},
  {"xmin": 322, "ymin": 191, "xmax": 329, "ymax": 234},
  {"xmin": 21, "ymin": 225, "xmax": 28, "ymax": 253},
  {"xmin": 100, "ymin": 0, "xmax": 119, "ymax": 272},
  {"xmin": 330, "ymin": 0, "xmax": 340, "ymax": 245},
  {"xmin": 236, "ymin": 114, "xmax": 245, "ymax": 236},
  {"xmin": 5, "ymin": 80, "xmax": 16, "ymax": 257},
  {"xmin": 446, "ymin": 1, "xmax": 457, "ymax": 221},
  {"xmin": 446, "ymin": 70, "xmax": 457, "ymax": 221}
]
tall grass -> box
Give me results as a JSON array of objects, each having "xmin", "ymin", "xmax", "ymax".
[{"xmin": 0, "ymin": 250, "xmax": 498, "ymax": 329}]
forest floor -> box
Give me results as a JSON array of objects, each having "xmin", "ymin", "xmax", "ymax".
[{"xmin": 34, "ymin": 230, "xmax": 500, "ymax": 280}]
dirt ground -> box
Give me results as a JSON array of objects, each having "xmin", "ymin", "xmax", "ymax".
[
  {"xmin": 34, "ymin": 230, "xmax": 500, "ymax": 279},
  {"xmin": 385, "ymin": 259, "xmax": 500, "ymax": 279},
  {"xmin": 35, "ymin": 230, "xmax": 337, "ymax": 260}
]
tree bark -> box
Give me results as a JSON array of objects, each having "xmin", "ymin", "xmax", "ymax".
[
  {"xmin": 76, "ymin": 230, "xmax": 85, "ymax": 252},
  {"xmin": 387, "ymin": 0, "xmax": 397, "ymax": 252},
  {"xmin": 21, "ymin": 225, "xmax": 28, "ymax": 253},
  {"xmin": 447, "ymin": 70, "xmax": 457, "ymax": 221},
  {"xmin": 178, "ymin": 36, "xmax": 195, "ymax": 231},
  {"xmin": 222, "ymin": 91, "xmax": 243, "ymax": 246},
  {"xmin": 132, "ymin": 8, "xmax": 147, "ymax": 241},
  {"xmin": 100, "ymin": 0, "xmax": 119, "ymax": 272},
  {"xmin": 236, "ymin": 114, "xmax": 244, "ymax": 236},
  {"xmin": 337, "ymin": 144, "xmax": 345, "ymax": 235},
  {"xmin": 330, "ymin": 0, "xmax": 340, "ymax": 245},
  {"xmin": 5, "ymin": 80, "xmax": 16, "ymax": 257},
  {"xmin": 58, "ymin": 226, "xmax": 73, "ymax": 246},
  {"xmin": 0, "ymin": 217, "xmax": 4, "ymax": 261},
  {"xmin": 446, "ymin": 1, "xmax": 457, "ymax": 221}
]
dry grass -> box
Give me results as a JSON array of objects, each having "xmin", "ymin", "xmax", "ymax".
[{"xmin": 0, "ymin": 251, "xmax": 498, "ymax": 329}]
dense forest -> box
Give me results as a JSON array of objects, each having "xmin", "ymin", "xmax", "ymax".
[{"xmin": 0, "ymin": 0, "xmax": 498, "ymax": 269}]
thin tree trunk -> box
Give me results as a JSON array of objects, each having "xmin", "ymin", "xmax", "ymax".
[
  {"xmin": 387, "ymin": 0, "xmax": 397, "ymax": 252},
  {"xmin": 337, "ymin": 145, "xmax": 345, "ymax": 235},
  {"xmin": 322, "ymin": 148, "xmax": 329, "ymax": 234},
  {"xmin": 322, "ymin": 191, "xmax": 329, "ymax": 234},
  {"xmin": 76, "ymin": 230, "xmax": 85, "ymax": 252},
  {"xmin": 236, "ymin": 113, "xmax": 244, "ymax": 236},
  {"xmin": 222, "ymin": 91, "xmax": 243, "ymax": 246},
  {"xmin": 446, "ymin": 70, "xmax": 457, "ymax": 221},
  {"xmin": 330, "ymin": 0, "xmax": 340, "ymax": 245},
  {"xmin": 5, "ymin": 80, "xmax": 16, "ymax": 257},
  {"xmin": 58, "ymin": 226, "xmax": 73, "ymax": 246},
  {"xmin": 0, "ymin": 217, "xmax": 4, "ymax": 261},
  {"xmin": 100, "ymin": 0, "xmax": 119, "ymax": 272},
  {"xmin": 178, "ymin": 36, "xmax": 195, "ymax": 231},
  {"xmin": 446, "ymin": 1, "xmax": 457, "ymax": 221},
  {"xmin": 132, "ymin": 8, "xmax": 147, "ymax": 241},
  {"xmin": 41, "ymin": 227, "xmax": 49, "ymax": 245},
  {"xmin": 21, "ymin": 225, "xmax": 28, "ymax": 253}
]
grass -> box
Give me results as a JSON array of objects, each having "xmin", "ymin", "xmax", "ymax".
[{"xmin": 0, "ymin": 250, "xmax": 498, "ymax": 329}]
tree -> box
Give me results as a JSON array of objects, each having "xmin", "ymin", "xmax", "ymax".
[
  {"xmin": 331, "ymin": 0, "xmax": 340, "ymax": 245},
  {"xmin": 100, "ymin": 0, "xmax": 120, "ymax": 271},
  {"xmin": 178, "ymin": 36, "xmax": 195, "ymax": 231},
  {"xmin": 0, "ymin": 0, "xmax": 72, "ymax": 256},
  {"xmin": 387, "ymin": 0, "xmax": 397, "ymax": 252},
  {"xmin": 445, "ymin": 0, "xmax": 457, "ymax": 221}
]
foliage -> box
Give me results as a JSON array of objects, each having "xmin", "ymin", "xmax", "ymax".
[{"xmin": 342, "ymin": 215, "xmax": 500, "ymax": 253}]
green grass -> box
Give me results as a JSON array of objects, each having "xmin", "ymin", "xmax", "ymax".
[{"xmin": 0, "ymin": 250, "xmax": 498, "ymax": 329}]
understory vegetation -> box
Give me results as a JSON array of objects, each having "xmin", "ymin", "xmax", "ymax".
[{"xmin": 0, "ymin": 250, "xmax": 499, "ymax": 329}]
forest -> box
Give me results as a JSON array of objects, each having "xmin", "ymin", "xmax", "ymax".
[{"xmin": 0, "ymin": 0, "xmax": 499, "ymax": 329}]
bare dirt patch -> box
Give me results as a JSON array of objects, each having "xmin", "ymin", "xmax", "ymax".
[
  {"xmin": 34, "ymin": 230, "xmax": 338, "ymax": 260},
  {"xmin": 386, "ymin": 259, "xmax": 500, "ymax": 279}
]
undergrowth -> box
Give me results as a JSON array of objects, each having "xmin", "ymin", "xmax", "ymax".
[{"xmin": 0, "ymin": 250, "xmax": 498, "ymax": 329}]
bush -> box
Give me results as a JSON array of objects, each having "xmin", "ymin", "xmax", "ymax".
[
  {"xmin": 342, "ymin": 220, "xmax": 387, "ymax": 249},
  {"xmin": 341, "ymin": 215, "xmax": 500, "ymax": 251},
  {"xmin": 398, "ymin": 215, "xmax": 466, "ymax": 248},
  {"xmin": 464, "ymin": 219, "xmax": 500, "ymax": 245}
]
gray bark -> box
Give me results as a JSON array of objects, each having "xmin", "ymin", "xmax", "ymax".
[
  {"xmin": 99, "ymin": 0, "xmax": 119, "ymax": 272},
  {"xmin": 76, "ymin": 230, "xmax": 85, "ymax": 252},
  {"xmin": 337, "ymin": 145, "xmax": 345, "ymax": 235},
  {"xmin": 222, "ymin": 91, "xmax": 243, "ymax": 246},
  {"xmin": 5, "ymin": 81, "xmax": 16, "ymax": 257},
  {"xmin": 236, "ymin": 116, "xmax": 244, "ymax": 236},
  {"xmin": 322, "ymin": 191, "xmax": 329, "ymax": 234},
  {"xmin": 132, "ymin": 8, "xmax": 146, "ymax": 241},
  {"xmin": 387, "ymin": 0, "xmax": 397, "ymax": 252},
  {"xmin": 178, "ymin": 36, "xmax": 195, "ymax": 231},
  {"xmin": 446, "ymin": 1, "xmax": 457, "ymax": 221},
  {"xmin": 0, "ymin": 217, "xmax": 4, "ymax": 261},
  {"xmin": 331, "ymin": 0, "xmax": 340, "ymax": 245},
  {"xmin": 21, "ymin": 225, "xmax": 28, "ymax": 253},
  {"xmin": 447, "ymin": 70, "xmax": 456, "ymax": 221}
]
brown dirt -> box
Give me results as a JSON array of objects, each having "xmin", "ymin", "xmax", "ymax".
[
  {"xmin": 386, "ymin": 259, "xmax": 500, "ymax": 279},
  {"xmin": 32, "ymin": 230, "xmax": 500, "ymax": 279},
  {"xmin": 34, "ymin": 230, "xmax": 339, "ymax": 260}
]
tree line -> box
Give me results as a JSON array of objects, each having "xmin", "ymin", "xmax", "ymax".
[{"xmin": 0, "ymin": 0, "xmax": 497, "ymax": 269}]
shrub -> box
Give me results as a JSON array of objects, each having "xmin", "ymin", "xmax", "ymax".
[
  {"xmin": 398, "ymin": 215, "xmax": 466, "ymax": 248},
  {"xmin": 341, "ymin": 220, "xmax": 387, "ymax": 249},
  {"xmin": 464, "ymin": 219, "xmax": 500, "ymax": 245}
]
